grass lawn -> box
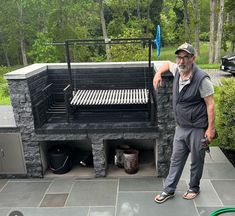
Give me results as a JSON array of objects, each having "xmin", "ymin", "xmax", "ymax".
[{"xmin": 155, "ymin": 42, "xmax": 231, "ymax": 68}]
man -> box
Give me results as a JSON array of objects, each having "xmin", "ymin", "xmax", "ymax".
[{"xmin": 153, "ymin": 43, "xmax": 216, "ymax": 203}]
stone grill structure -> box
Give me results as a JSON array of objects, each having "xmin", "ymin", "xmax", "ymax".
[{"xmin": 4, "ymin": 62, "xmax": 175, "ymax": 178}]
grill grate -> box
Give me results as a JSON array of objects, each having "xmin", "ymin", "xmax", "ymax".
[{"xmin": 71, "ymin": 89, "xmax": 149, "ymax": 105}]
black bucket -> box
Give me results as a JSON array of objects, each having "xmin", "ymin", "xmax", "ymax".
[
  {"xmin": 123, "ymin": 149, "xmax": 139, "ymax": 174},
  {"xmin": 48, "ymin": 146, "xmax": 72, "ymax": 174}
]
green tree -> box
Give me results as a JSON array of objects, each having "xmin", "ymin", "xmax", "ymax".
[
  {"xmin": 223, "ymin": 0, "xmax": 235, "ymax": 52},
  {"xmin": 0, "ymin": 0, "xmax": 49, "ymax": 65},
  {"xmin": 0, "ymin": 0, "xmax": 231, "ymax": 66},
  {"xmin": 28, "ymin": 32, "xmax": 58, "ymax": 63},
  {"xmin": 110, "ymin": 28, "xmax": 149, "ymax": 62}
]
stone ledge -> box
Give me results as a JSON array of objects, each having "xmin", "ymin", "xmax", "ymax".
[
  {"xmin": 4, "ymin": 64, "xmax": 47, "ymax": 80},
  {"xmin": 4, "ymin": 61, "xmax": 171, "ymax": 80}
]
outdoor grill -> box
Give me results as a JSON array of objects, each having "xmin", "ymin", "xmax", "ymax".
[{"xmin": 4, "ymin": 36, "xmax": 175, "ymax": 178}]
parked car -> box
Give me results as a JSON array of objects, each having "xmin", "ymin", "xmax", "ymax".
[{"xmin": 220, "ymin": 54, "xmax": 235, "ymax": 75}]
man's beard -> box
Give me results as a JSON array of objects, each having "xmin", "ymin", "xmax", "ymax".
[{"xmin": 178, "ymin": 64, "xmax": 191, "ymax": 74}]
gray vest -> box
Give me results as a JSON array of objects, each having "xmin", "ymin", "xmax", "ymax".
[{"xmin": 172, "ymin": 64, "xmax": 209, "ymax": 128}]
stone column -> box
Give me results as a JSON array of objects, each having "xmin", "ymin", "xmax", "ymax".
[
  {"xmin": 7, "ymin": 79, "xmax": 43, "ymax": 177},
  {"xmin": 89, "ymin": 135, "xmax": 106, "ymax": 177},
  {"xmin": 155, "ymin": 73, "xmax": 175, "ymax": 177}
]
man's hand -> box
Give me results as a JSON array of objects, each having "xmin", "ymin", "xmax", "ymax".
[
  {"xmin": 204, "ymin": 94, "xmax": 216, "ymax": 142},
  {"xmin": 205, "ymin": 127, "xmax": 216, "ymax": 142},
  {"xmin": 153, "ymin": 73, "xmax": 162, "ymax": 90}
]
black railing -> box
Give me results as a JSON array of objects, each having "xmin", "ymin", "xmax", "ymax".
[{"xmin": 50, "ymin": 37, "xmax": 153, "ymax": 91}]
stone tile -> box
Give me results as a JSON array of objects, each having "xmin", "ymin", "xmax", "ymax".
[
  {"xmin": 107, "ymin": 163, "xmax": 156, "ymax": 178},
  {"xmin": 6, "ymin": 207, "xmax": 89, "ymax": 216},
  {"xmin": 119, "ymin": 177, "xmax": 163, "ymax": 191},
  {"xmin": 66, "ymin": 180, "xmax": 118, "ymax": 206},
  {"xmin": 40, "ymin": 193, "xmax": 68, "ymax": 207},
  {"xmin": 190, "ymin": 179, "xmax": 223, "ymax": 207},
  {"xmin": 204, "ymin": 147, "xmax": 230, "ymax": 164},
  {"xmin": 119, "ymin": 177, "xmax": 186, "ymax": 193},
  {"xmin": 186, "ymin": 147, "xmax": 230, "ymax": 165},
  {"xmin": 211, "ymin": 180, "xmax": 235, "ymax": 205},
  {"xmin": 173, "ymin": 180, "xmax": 188, "ymax": 192},
  {"xmin": 181, "ymin": 163, "xmax": 235, "ymax": 180},
  {"xmin": 202, "ymin": 163, "xmax": 235, "ymax": 179},
  {"xmin": 0, "ymin": 181, "xmax": 50, "ymax": 207},
  {"xmin": 117, "ymin": 191, "xmax": 198, "ymax": 216},
  {"xmin": 197, "ymin": 207, "xmax": 235, "ymax": 216},
  {"xmin": 0, "ymin": 180, "xmax": 8, "ymax": 191},
  {"xmin": 47, "ymin": 179, "xmax": 74, "ymax": 193},
  {"xmin": 89, "ymin": 207, "xmax": 115, "ymax": 216},
  {"xmin": 180, "ymin": 163, "xmax": 192, "ymax": 180},
  {"xmin": 45, "ymin": 166, "xmax": 95, "ymax": 178},
  {"xmin": 0, "ymin": 208, "xmax": 11, "ymax": 216},
  {"xmin": 8, "ymin": 179, "xmax": 52, "ymax": 182}
]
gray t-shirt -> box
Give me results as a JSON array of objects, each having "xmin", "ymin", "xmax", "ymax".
[{"xmin": 170, "ymin": 64, "xmax": 214, "ymax": 98}]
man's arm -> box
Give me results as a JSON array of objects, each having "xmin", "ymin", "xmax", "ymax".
[
  {"xmin": 153, "ymin": 61, "xmax": 174, "ymax": 90},
  {"xmin": 204, "ymin": 94, "xmax": 216, "ymax": 142}
]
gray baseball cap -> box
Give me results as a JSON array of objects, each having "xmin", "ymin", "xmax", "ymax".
[{"xmin": 175, "ymin": 43, "xmax": 195, "ymax": 55}]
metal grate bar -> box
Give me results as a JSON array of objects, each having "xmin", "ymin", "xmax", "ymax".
[
  {"xmin": 94, "ymin": 90, "xmax": 102, "ymax": 105},
  {"xmin": 71, "ymin": 89, "xmax": 149, "ymax": 106}
]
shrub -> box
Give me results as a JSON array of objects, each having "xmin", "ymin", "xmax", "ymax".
[
  {"xmin": 0, "ymin": 66, "xmax": 11, "ymax": 77},
  {"xmin": 217, "ymin": 78, "xmax": 235, "ymax": 150},
  {"xmin": 0, "ymin": 66, "xmax": 11, "ymax": 105},
  {"xmin": 0, "ymin": 83, "xmax": 9, "ymax": 97}
]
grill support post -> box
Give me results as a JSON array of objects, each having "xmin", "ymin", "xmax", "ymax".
[
  {"xmin": 63, "ymin": 84, "xmax": 72, "ymax": 123},
  {"xmin": 65, "ymin": 41, "xmax": 74, "ymax": 91}
]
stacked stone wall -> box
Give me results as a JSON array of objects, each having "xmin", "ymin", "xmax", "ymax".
[{"xmin": 7, "ymin": 70, "xmax": 48, "ymax": 177}]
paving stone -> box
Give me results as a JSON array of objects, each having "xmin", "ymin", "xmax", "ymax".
[{"xmin": 40, "ymin": 193, "xmax": 68, "ymax": 207}]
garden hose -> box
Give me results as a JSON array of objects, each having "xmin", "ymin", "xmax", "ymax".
[{"xmin": 209, "ymin": 207, "xmax": 235, "ymax": 216}]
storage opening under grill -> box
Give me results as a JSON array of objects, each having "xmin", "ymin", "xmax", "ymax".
[{"xmin": 40, "ymin": 139, "xmax": 157, "ymax": 178}]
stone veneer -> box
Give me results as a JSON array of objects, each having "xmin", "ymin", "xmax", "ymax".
[{"xmin": 4, "ymin": 62, "xmax": 175, "ymax": 178}]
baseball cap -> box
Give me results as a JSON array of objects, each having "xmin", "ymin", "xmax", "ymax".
[{"xmin": 175, "ymin": 43, "xmax": 195, "ymax": 55}]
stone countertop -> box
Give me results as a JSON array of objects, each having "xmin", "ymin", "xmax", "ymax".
[{"xmin": 0, "ymin": 105, "xmax": 17, "ymax": 128}]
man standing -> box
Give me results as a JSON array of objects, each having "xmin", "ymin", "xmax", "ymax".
[{"xmin": 153, "ymin": 43, "xmax": 216, "ymax": 203}]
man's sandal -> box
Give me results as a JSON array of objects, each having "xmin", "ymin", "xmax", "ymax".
[
  {"xmin": 182, "ymin": 189, "xmax": 200, "ymax": 200},
  {"xmin": 154, "ymin": 192, "xmax": 175, "ymax": 204}
]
